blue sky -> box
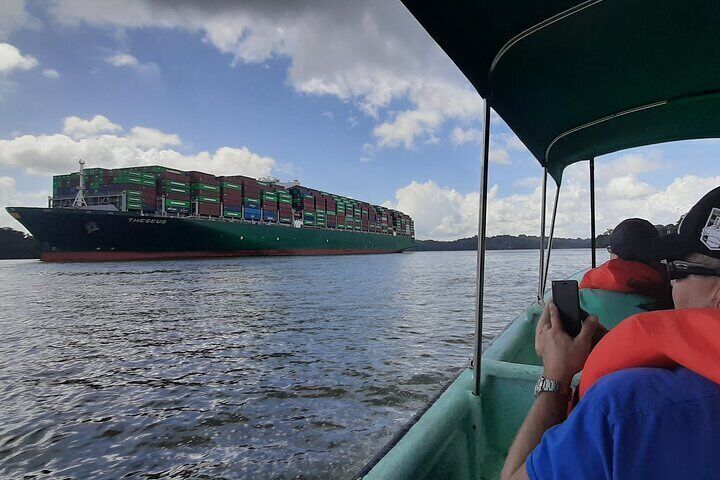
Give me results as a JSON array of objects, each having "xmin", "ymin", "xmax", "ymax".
[{"xmin": 1, "ymin": 1, "xmax": 718, "ymax": 239}]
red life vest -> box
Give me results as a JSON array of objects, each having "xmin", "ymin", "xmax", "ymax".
[
  {"xmin": 578, "ymin": 308, "xmax": 720, "ymax": 401},
  {"xmin": 579, "ymin": 258, "xmax": 673, "ymax": 307}
]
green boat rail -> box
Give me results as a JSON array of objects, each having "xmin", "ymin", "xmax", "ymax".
[{"xmin": 359, "ymin": 274, "xmax": 657, "ymax": 480}]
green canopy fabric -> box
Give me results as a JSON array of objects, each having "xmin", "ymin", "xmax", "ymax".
[{"xmin": 402, "ymin": 0, "xmax": 720, "ymax": 183}]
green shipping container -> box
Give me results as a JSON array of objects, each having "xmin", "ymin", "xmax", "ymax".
[
  {"xmin": 165, "ymin": 199, "xmax": 191, "ymax": 209},
  {"xmin": 221, "ymin": 182, "xmax": 242, "ymax": 191},
  {"xmin": 163, "ymin": 179, "xmax": 189, "ymax": 189},
  {"xmin": 191, "ymin": 183, "xmax": 220, "ymax": 192},
  {"xmin": 195, "ymin": 196, "xmax": 220, "ymax": 204}
]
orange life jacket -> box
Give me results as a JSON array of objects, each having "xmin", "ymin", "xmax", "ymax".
[
  {"xmin": 579, "ymin": 258, "xmax": 673, "ymax": 307},
  {"xmin": 578, "ymin": 308, "xmax": 720, "ymax": 401}
]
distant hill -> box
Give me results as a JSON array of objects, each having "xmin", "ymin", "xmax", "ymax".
[
  {"xmin": 410, "ymin": 222, "xmax": 676, "ymax": 251},
  {"xmin": 0, "ymin": 228, "xmax": 41, "ymax": 259},
  {"xmin": 410, "ymin": 234, "xmax": 611, "ymax": 251}
]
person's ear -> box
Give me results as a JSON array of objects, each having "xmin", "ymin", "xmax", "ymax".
[{"xmin": 712, "ymin": 279, "xmax": 720, "ymax": 309}]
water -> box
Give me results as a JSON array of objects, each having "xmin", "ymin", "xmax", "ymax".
[{"xmin": 0, "ymin": 249, "xmax": 604, "ymax": 479}]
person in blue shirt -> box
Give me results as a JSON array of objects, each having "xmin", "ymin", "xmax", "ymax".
[{"xmin": 501, "ymin": 186, "xmax": 720, "ymax": 480}]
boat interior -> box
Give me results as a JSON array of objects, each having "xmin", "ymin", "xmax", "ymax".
[
  {"xmin": 360, "ymin": 272, "xmax": 656, "ymax": 480},
  {"xmin": 359, "ymin": 0, "xmax": 720, "ymax": 478}
]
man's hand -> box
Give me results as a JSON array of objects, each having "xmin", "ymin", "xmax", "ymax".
[{"xmin": 535, "ymin": 302, "xmax": 600, "ymax": 385}]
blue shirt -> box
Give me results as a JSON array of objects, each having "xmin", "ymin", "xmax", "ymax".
[{"xmin": 527, "ymin": 367, "xmax": 720, "ymax": 480}]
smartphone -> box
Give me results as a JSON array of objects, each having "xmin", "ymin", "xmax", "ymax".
[{"xmin": 551, "ymin": 280, "xmax": 586, "ymax": 337}]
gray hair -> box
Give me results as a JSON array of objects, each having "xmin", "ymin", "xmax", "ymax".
[{"xmin": 684, "ymin": 253, "xmax": 720, "ymax": 269}]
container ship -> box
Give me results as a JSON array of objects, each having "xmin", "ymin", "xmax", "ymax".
[{"xmin": 6, "ymin": 162, "xmax": 415, "ymax": 262}]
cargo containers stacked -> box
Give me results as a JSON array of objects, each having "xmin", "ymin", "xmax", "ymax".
[
  {"xmin": 289, "ymin": 186, "xmax": 317, "ymax": 226},
  {"xmin": 139, "ymin": 166, "xmax": 191, "ymax": 215},
  {"xmin": 314, "ymin": 193, "xmax": 326, "ymax": 228},
  {"xmin": 278, "ymin": 188, "xmax": 293, "ymax": 224},
  {"xmin": 189, "ymin": 171, "xmax": 221, "ymax": 217},
  {"xmin": 258, "ymin": 181, "xmax": 278, "ymax": 222},
  {"xmin": 324, "ymin": 195, "xmax": 337, "ymax": 228},
  {"xmin": 219, "ymin": 178, "xmax": 243, "ymax": 219},
  {"xmin": 52, "ymin": 168, "xmax": 108, "ymax": 202},
  {"xmin": 49, "ymin": 164, "xmax": 413, "ymax": 239},
  {"xmin": 107, "ymin": 168, "xmax": 157, "ymax": 212},
  {"xmin": 239, "ymin": 176, "xmax": 262, "ymax": 221}
]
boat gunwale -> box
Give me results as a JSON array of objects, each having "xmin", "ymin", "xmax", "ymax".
[{"xmin": 354, "ymin": 361, "xmax": 470, "ymax": 479}]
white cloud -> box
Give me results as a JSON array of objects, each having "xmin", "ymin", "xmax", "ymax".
[
  {"xmin": 322, "ymin": 111, "xmax": 334, "ymax": 120},
  {"xmin": 489, "ymin": 146, "xmax": 511, "ymax": 165},
  {"xmin": 449, "ymin": 127, "xmax": 519, "ymax": 165},
  {"xmin": 0, "ymin": 42, "xmax": 38, "ymax": 74},
  {"xmin": 104, "ymin": 52, "xmax": 158, "ymax": 76},
  {"xmin": 105, "ymin": 53, "xmax": 137, "ymax": 67},
  {"xmin": 49, "ymin": 0, "xmax": 482, "ymax": 150},
  {"xmin": 595, "ymin": 152, "xmax": 667, "ymax": 181},
  {"xmin": 63, "ymin": 114, "xmax": 122, "ymax": 138},
  {"xmin": 0, "ymin": 176, "xmax": 50, "ymax": 229},
  {"xmin": 0, "ymin": 0, "xmax": 38, "ymax": 40},
  {"xmin": 0, "ymin": 115, "xmax": 278, "ymax": 178},
  {"xmin": 42, "ymin": 68, "xmax": 60, "ymax": 78},
  {"xmin": 514, "ymin": 176, "xmax": 541, "ymax": 188},
  {"xmin": 605, "ymin": 175, "xmax": 655, "ymax": 200},
  {"xmin": 385, "ymin": 153, "xmax": 720, "ymax": 240},
  {"xmin": 450, "ymin": 127, "xmax": 482, "ymax": 146},
  {"xmin": 385, "ymin": 180, "xmax": 480, "ymax": 239}
]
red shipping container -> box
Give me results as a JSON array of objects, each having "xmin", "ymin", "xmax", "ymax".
[
  {"xmin": 156, "ymin": 171, "xmax": 190, "ymax": 183},
  {"xmin": 188, "ymin": 171, "xmax": 219, "ymax": 184},
  {"xmin": 197, "ymin": 203, "xmax": 221, "ymax": 216}
]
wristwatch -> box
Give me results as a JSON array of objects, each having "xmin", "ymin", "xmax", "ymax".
[{"xmin": 534, "ymin": 376, "xmax": 563, "ymax": 397}]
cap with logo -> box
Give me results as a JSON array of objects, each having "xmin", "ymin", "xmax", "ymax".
[{"xmin": 627, "ymin": 186, "xmax": 720, "ymax": 262}]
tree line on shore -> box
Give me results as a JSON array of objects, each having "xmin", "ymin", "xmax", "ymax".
[
  {"xmin": 409, "ymin": 223, "xmax": 678, "ymax": 251},
  {"xmin": 0, "ymin": 228, "xmax": 42, "ymax": 259}
]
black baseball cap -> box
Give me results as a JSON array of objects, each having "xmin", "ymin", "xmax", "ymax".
[
  {"xmin": 626, "ymin": 186, "xmax": 720, "ymax": 263},
  {"xmin": 608, "ymin": 218, "xmax": 659, "ymax": 259}
]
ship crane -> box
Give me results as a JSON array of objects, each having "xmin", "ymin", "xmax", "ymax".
[{"xmin": 72, "ymin": 158, "xmax": 87, "ymax": 208}]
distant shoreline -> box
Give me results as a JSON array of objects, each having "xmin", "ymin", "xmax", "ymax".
[{"xmin": 409, "ymin": 234, "xmax": 609, "ymax": 252}]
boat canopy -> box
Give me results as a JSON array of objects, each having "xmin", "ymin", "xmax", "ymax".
[{"xmin": 402, "ymin": 0, "xmax": 720, "ymax": 183}]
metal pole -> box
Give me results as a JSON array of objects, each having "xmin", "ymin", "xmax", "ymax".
[
  {"xmin": 542, "ymin": 184, "xmax": 561, "ymax": 296},
  {"xmin": 589, "ymin": 158, "xmax": 597, "ymax": 268},
  {"xmin": 473, "ymin": 100, "xmax": 491, "ymax": 396},
  {"xmin": 537, "ymin": 168, "xmax": 548, "ymax": 302}
]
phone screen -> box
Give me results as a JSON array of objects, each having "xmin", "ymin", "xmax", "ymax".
[{"xmin": 551, "ymin": 280, "xmax": 584, "ymax": 337}]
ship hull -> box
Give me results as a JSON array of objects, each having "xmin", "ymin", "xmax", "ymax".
[{"xmin": 7, "ymin": 207, "xmax": 415, "ymax": 262}]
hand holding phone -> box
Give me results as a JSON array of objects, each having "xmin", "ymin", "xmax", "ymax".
[{"xmin": 551, "ymin": 280, "xmax": 587, "ymax": 337}]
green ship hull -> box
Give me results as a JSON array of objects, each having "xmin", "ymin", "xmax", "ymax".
[{"xmin": 6, "ymin": 207, "xmax": 414, "ymax": 262}]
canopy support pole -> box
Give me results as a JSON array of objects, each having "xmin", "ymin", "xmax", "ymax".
[
  {"xmin": 473, "ymin": 100, "xmax": 491, "ymax": 397},
  {"xmin": 542, "ymin": 184, "xmax": 561, "ymax": 296},
  {"xmin": 590, "ymin": 158, "xmax": 596, "ymax": 268},
  {"xmin": 537, "ymin": 168, "xmax": 548, "ymax": 302}
]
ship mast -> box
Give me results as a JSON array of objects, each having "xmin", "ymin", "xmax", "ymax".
[{"xmin": 72, "ymin": 158, "xmax": 87, "ymax": 208}]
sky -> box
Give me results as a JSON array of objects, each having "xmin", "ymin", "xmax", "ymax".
[{"xmin": 0, "ymin": 0, "xmax": 718, "ymax": 240}]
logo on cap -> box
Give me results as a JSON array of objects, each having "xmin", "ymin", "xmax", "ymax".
[{"xmin": 700, "ymin": 207, "xmax": 720, "ymax": 250}]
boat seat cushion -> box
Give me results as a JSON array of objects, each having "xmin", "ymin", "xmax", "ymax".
[{"xmin": 579, "ymin": 288, "xmax": 657, "ymax": 330}]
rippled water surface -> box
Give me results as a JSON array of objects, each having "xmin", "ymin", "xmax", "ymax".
[{"xmin": 0, "ymin": 249, "xmax": 604, "ymax": 479}]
